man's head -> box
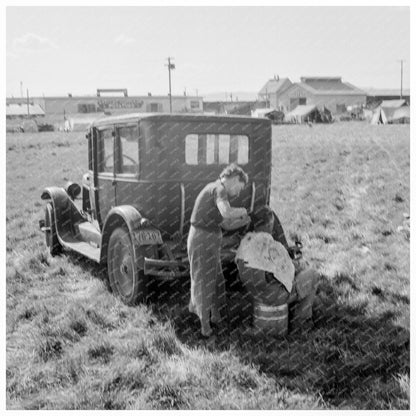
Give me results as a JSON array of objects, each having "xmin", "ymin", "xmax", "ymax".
[
  {"xmin": 220, "ymin": 163, "xmax": 249, "ymax": 197},
  {"xmin": 252, "ymin": 205, "xmax": 274, "ymax": 233}
]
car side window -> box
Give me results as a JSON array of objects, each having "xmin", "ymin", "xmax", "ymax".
[
  {"xmin": 115, "ymin": 125, "xmax": 139, "ymax": 175},
  {"xmin": 185, "ymin": 134, "xmax": 199, "ymax": 165},
  {"xmin": 97, "ymin": 127, "xmax": 114, "ymax": 173},
  {"xmin": 185, "ymin": 134, "xmax": 249, "ymax": 165}
]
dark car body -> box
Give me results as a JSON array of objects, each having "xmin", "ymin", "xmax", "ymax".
[{"xmin": 40, "ymin": 113, "xmax": 272, "ymax": 304}]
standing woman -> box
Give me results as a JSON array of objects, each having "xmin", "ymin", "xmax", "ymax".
[{"xmin": 188, "ymin": 164, "xmax": 250, "ymax": 337}]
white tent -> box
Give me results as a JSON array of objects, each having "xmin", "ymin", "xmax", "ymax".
[
  {"xmin": 380, "ymin": 99, "xmax": 407, "ymax": 108},
  {"xmin": 251, "ymin": 108, "xmax": 276, "ymax": 118},
  {"xmin": 390, "ymin": 106, "xmax": 410, "ymax": 124},
  {"xmin": 380, "ymin": 99, "xmax": 408, "ymax": 122},
  {"xmin": 370, "ymin": 106, "xmax": 388, "ymax": 125},
  {"xmin": 284, "ymin": 105, "xmax": 317, "ymax": 123},
  {"xmin": 362, "ymin": 109, "xmax": 373, "ymax": 121}
]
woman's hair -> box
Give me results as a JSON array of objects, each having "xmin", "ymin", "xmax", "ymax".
[{"xmin": 219, "ymin": 163, "xmax": 249, "ymax": 185}]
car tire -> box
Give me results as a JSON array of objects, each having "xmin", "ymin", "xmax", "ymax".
[
  {"xmin": 107, "ymin": 227, "xmax": 146, "ymax": 305},
  {"xmin": 45, "ymin": 202, "xmax": 62, "ymax": 256}
]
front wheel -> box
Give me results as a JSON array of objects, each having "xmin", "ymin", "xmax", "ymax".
[
  {"xmin": 107, "ymin": 227, "xmax": 146, "ymax": 305},
  {"xmin": 45, "ymin": 203, "xmax": 62, "ymax": 256}
]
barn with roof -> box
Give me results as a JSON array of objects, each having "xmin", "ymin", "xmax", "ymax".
[
  {"xmin": 258, "ymin": 75, "xmax": 292, "ymax": 108},
  {"xmin": 272, "ymin": 76, "xmax": 366, "ymax": 114},
  {"xmin": 365, "ymin": 88, "xmax": 410, "ymax": 107}
]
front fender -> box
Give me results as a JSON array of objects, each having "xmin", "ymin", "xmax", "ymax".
[
  {"xmin": 100, "ymin": 205, "xmax": 161, "ymax": 265},
  {"xmin": 41, "ymin": 186, "xmax": 84, "ymax": 243}
]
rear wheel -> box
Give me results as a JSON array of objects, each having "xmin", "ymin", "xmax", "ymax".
[
  {"xmin": 45, "ymin": 203, "xmax": 62, "ymax": 256},
  {"xmin": 107, "ymin": 227, "xmax": 146, "ymax": 305}
]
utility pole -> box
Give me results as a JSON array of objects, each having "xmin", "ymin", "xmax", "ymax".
[
  {"xmin": 20, "ymin": 81, "xmax": 23, "ymax": 99},
  {"xmin": 398, "ymin": 59, "xmax": 405, "ymax": 99},
  {"xmin": 26, "ymin": 89, "xmax": 30, "ymax": 118},
  {"xmin": 165, "ymin": 57, "xmax": 175, "ymax": 113}
]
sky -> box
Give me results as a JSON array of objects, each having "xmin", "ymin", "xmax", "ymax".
[{"xmin": 6, "ymin": 5, "xmax": 411, "ymax": 98}]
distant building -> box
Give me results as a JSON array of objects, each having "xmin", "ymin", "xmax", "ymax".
[
  {"xmin": 6, "ymin": 103, "xmax": 45, "ymax": 118},
  {"xmin": 365, "ymin": 88, "xmax": 410, "ymax": 107},
  {"xmin": 270, "ymin": 76, "xmax": 366, "ymax": 114},
  {"xmin": 258, "ymin": 75, "xmax": 292, "ymax": 108},
  {"xmin": 6, "ymin": 92, "xmax": 203, "ymax": 118},
  {"xmin": 203, "ymin": 101, "xmax": 259, "ymax": 115}
]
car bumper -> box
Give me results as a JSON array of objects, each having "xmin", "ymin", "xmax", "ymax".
[{"xmin": 144, "ymin": 257, "xmax": 189, "ymax": 279}]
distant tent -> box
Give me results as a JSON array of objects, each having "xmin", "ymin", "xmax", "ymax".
[
  {"xmin": 285, "ymin": 105, "xmax": 333, "ymax": 124},
  {"xmin": 362, "ymin": 108, "xmax": 373, "ymax": 121},
  {"xmin": 318, "ymin": 106, "xmax": 334, "ymax": 123},
  {"xmin": 380, "ymin": 99, "xmax": 407, "ymax": 108},
  {"xmin": 252, "ymin": 108, "xmax": 285, "ymax": 124},
  {"xmin": 252, "ymin": 108, "xmax": 275, "ymax": 118},
  {"xmin": 370, "ymin": 106, "xmax": 388, "ymax": 125},
  {"xmin": 267, "ymin": 109, "xmax": 285, "ymax": 124},
  {"xmin": 390, "ymin": 106, "xmax": 410, "ymax": 124},
  {"xmin": 380, "ymin": 99, "xmax": 407, "ymax": 122},
  {"xmin": 22, "ymin": 119, "xmax": 38, "ymax": 132}
]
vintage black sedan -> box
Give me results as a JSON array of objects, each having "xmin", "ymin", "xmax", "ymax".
[{"xmin": 40, "ymin": 113, "xmax": 279, "ymax": 305}]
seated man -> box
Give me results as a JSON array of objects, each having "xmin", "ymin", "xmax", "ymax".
[{"xmin": 235, "ymin": 206, "xmax": 319, "ymax": 329}]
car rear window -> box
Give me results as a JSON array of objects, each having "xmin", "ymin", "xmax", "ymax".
[{"xmin": 185, "ymin": 134, "xmax": 249, "ymax": 165}]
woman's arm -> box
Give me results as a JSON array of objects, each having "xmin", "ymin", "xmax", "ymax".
[
  {"xmin": 216, "ymin": 198, "xmax": 248, "ymax": 219},
  {"xmin": 221, "ymin": 215, "xmax": 251, "ymax": 230}
]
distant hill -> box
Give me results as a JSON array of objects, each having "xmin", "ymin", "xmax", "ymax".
[{"xmin": 201, "ymin": 91, "xmax": 258, "ymax": 102}]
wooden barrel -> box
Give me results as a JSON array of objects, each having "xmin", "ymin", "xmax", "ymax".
[{"xmin": 253, "ymin": 302, "xmax": 288, "ymax": 336}]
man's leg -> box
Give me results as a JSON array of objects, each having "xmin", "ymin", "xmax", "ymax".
[{"xmin": 289, "ymin": 269, "xmax": 319, "ymax": 326}]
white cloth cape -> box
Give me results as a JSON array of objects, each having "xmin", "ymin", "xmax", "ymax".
[{"xmin": 236, "ymin": 232, "xmax": 295, "ymax": 292}]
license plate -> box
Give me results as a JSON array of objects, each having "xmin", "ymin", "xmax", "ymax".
[{"xmin": 135, "ymin": 229, "xmax": 163, "ymax": 245}]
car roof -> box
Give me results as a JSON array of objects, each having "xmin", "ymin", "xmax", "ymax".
[{"xmin": 90, "ymin": 112, "xmax": 271, "ymax": 128}]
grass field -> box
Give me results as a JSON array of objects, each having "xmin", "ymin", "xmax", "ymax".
[{"xmin": 6, "ymin": 122, "xmax": 410, "ymax": 409}]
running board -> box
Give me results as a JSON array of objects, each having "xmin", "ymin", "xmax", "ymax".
[
  {"xmin": 76, "ymin": 221, "xmax": 101, "ymax": 248},
  {"xmin": 61, "ymin": 239, "xmax": 100, "ymax": 263}
]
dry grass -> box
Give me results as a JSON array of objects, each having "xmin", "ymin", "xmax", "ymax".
[{"xmin": 6, "ymin": 123, "xmax": 409, "ymax": 409}]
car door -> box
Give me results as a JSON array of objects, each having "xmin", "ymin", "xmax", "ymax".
[
  {"xmin": 113, "ymin": 122, "xmax": 142, "ymax": 208},
  {"xmin": 94, "ymin": 125, "xmax": 116, "ymax": 226}
]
